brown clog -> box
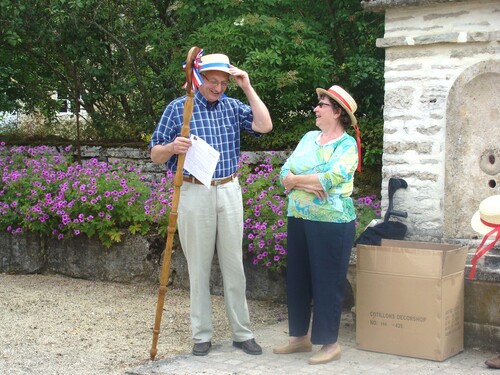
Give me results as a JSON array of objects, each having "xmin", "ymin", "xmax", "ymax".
[
  {"xmin": 273, "ymin": 339, "xmax": 313, "ymax": 354},
  {"xmin": 308, "ymin": 344, "xmax": 341, "ymax": 365},
  {"xmin": 486, "ymin": 354, "xmax": 500, "ymax": 369}
]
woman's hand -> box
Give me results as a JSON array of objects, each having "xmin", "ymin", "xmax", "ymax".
[
  {"xmin": 283, "ymin": 172, "xmax": 296, "ymax": 191},
  {"xmin": 284, "ymin": 172, "xmax": 327, "ymax": 200},
  {"xmin": 302, "ymin": 187, "xmax": 328, "ymax": 200}
]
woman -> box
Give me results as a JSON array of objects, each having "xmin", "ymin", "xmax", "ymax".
[{"xmin": 274, "ymin": 85, "xmax": 360, "ymax": 365}]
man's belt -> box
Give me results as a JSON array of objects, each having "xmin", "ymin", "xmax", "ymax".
[{"xmin": 182, "ymin": 174, "xmax": 235, "ymax": 186}]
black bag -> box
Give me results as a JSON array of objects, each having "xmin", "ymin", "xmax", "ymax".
[
  {"xmin": 354, "ymin": 221, "xmax": 407, "ymax": 246},
  {"xmin": 355, "ymin": 177, "xmax": 409, "ymax": 246}
]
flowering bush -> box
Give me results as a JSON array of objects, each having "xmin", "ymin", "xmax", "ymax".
[
  {"xmin": 238, "ymin": 154, "xmax": 382, "ymax": 272},
  {"xmin": 0, "ymin": 143, "xmax": 171, "ymax": 248},
  {"xmin": 238, "ymin": 152, "xmax": 288, "ymax": 272},
  {"xmin": 142, "ymin": 170, "xmax": 175, "ymax": 238},
  {"xmin": 0, "ymin": 144, "xmax": 380, "ymax": 271},
  {"xmin": 354, "ymin": 194, "xmax": 382, "ymax": 239}
]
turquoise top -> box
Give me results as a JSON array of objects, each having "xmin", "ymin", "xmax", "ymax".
[{"xmin": 280, "ymin": 130, "xmax": 358, "ymax": 223}]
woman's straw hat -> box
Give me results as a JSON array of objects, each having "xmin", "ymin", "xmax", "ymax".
[
  {"xmin": 471, "ymin": 195, "xmax": 500, "ymax": 235},
  {"xmin": 316, "ymin": 85, "xmax": 357, "ymax": 126}
]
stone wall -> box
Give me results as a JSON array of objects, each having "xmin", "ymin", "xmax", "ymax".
[
  {"xmin": 362, "ymin": 0, "xmax": 500, "ymax": 352},
  {"xmin": 0, "ymin": 230, "xmax": 289, "ymax": 303},
  {"xmin": 0, "ymin": 228, "xmax": 362, "ymax": 307},
  {"xmin": 76, "ymin": 145, "xmax": 288, "ymax": 184},
  {"xmin": 362, "ymin": 0, "xmax": 500, "ymax": 242}
]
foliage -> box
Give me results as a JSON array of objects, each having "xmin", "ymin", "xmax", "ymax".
[
  {"xmin": 238, "ymin": 152, "xmax": 288, "ymax": 272},
  {"xmin": 239, "ymin": 153, "xmax": 381, "ymax": 272},
  {"xmin": 356, "ymin": 116, "xmax": 384, "ymax": 167},
  {"xmin": 143, "ymin": 169, "xmax": 175, "ymax": 238},
  {"xmin": 0, "ymin": 143, "xmax": 170, "ymax": 247},
  {"xmin": 0, "ymin": 145, "xmax": 381, "ymax": 272},
  {"xmin": 0, "ymin": 0, "xmax": 385, "ymax": 166},
  {"xmin": 0, "ymin": 0, "xmax": 178, "ymax": 140},
  {"xmin": 354, "ymin": 194, "xmax": 382, "ymax": 240},
  {"xmin": 178, "ymin": 0, "xmax": 385, "ymax": 166}
]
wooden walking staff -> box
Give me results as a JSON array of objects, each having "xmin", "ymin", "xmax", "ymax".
[{"xmin": 150, "ymin": 46, "xmax": 202, "ymax": 360}]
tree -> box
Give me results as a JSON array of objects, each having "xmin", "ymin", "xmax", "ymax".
[
  {"xmin": 174, "ymin": 0, "xmax": 384, "ymax": 161},
  {"xmin": 1, "ymin": 0, "xmax": 178, "ymax": 140},
  {"xmin": 0, "ymin": 0, "xmax": 384, "ymax": 165}
]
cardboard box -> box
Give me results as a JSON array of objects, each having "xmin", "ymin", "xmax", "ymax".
[{"xmin": 356, "ymin": 239, "xmax": 468, "ymax": 361}]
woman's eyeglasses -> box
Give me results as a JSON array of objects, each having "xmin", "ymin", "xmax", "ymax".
[{"xmin": 316, "ymin": 102, "xmax": 331, "ymax": 108}]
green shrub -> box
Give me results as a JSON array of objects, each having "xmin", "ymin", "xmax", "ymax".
[{"xmin": 0, "ymin": 144, "xmax": 380, "ymax": 271}]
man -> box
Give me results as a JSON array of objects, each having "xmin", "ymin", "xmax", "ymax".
[{"xmin": 150, "ymin": 52, "xmax": 272, "ymax": 356}]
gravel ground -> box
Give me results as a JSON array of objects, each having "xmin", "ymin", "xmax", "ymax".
[{"xmin": 0, "ymin": 273, "xmax": 287, "ymax": 375}]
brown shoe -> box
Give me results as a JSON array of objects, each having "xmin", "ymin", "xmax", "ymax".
[
  {"xmin": 192, "ymin": 342, "xmax": 211, "ymax": 356},
  {"xmin": 486, "ymin": 354, "xmax": 500, "ymax": 369},
  {"xmin": 273, "ymin": 339, "xmax": 313, "ymax": 354},
  {"xmin": 233, "ymin": 338, "xmax": 263, "ymax": 355},
  {"xmin": 308, "ymin": 344, "xmax": 341, "ymax": 365}
]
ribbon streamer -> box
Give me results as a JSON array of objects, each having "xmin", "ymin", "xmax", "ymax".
[
  {"xmin": 326, "ymin": 87, "xmax": 361, "ymax": 172},
  {"xmin": 353, "ymin": 123, "xmax": 362, "ymax": 173},
  {"xmin": 181, "ymin": 49, "xmax": 204, "ymax": 91},
  {"xmin": 469, "ymin": 225, "xmax": 500, "ymax": 280}
]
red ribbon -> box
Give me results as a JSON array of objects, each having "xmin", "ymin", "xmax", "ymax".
[
  {"xmin": 353, "ymin": 123, "xmax": 361, "ymax": 173},
  {"xmin": 469, "ymin": 223, "xmax": 500, "ymax": 280},
  {"xmin": 327, "ymin": 87, "xmax": 361, "ymax": 172},
  {"xmin": 327, "ymin": 88, "xmax": 353, "ymax": 112}
]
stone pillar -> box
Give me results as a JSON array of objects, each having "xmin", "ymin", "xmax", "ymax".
[{"xmin": 361, "ymin": 0, "xmax": 500, "ymax": 350}]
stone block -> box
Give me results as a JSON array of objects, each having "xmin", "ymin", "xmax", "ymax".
[
  {"xmin": 0, "ymin": 232, "xmax": 45, "ymax": 274},
  {"xmin": 46, "ymin": 234, "xmax": 159, "ymax": 283}
]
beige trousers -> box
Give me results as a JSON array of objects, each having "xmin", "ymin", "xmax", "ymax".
[{"xmin": 178, "ymin": 178, "xmax": 253, "ymax": 343}]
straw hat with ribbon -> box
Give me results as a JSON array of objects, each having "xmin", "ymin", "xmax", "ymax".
[
  {"xmin": 316, "ymin": 85, "xmax": 362, "ymax": 172},
  {"xmin": 199, "ymin": 53, "xmax": 231, "ymax": 74},
  {"xmin": 469, "ymin": 195, "xmax": 500, "ymax": 280},
  {"xmin": 182, "ymin": 51, "xmax": 231, "ymax": 91}
]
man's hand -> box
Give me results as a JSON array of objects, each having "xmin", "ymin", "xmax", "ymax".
[
  {"xmin": 170, "ymin": 136, "xmax": 192, "ymax": 155},
  {"xmin": 151, "ymin": 136, "xmax": 192, "ymax": 164},
  {"xmin": 229, "ymin": 65, "xmax": 251, "ymax": 91}
]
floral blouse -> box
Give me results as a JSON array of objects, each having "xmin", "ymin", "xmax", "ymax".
[{"xmin": 280, "ymin": 130, "xmax": 358, "ymax": 223}]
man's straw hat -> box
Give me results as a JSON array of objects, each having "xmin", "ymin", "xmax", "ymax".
[{"xmin": 199, "ymin": 54, "xmax": 231, "ymax": 74}]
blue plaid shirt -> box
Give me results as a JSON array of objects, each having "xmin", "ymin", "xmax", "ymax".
[{"xmin": 150, "ymin": 90, "xmax": 260, "ymax": 178}]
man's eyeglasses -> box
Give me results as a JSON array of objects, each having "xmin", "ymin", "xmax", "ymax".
[{"xmin": 202, "ymin": 74, "xmax": 230, "ymax": 88}]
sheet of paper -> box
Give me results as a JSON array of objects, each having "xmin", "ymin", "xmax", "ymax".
[{"xmin": 184, "ymin": 134, "xmax": 220, "ymax": 188}]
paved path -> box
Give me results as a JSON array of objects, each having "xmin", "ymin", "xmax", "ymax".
[{"xmin": 126, "ymin": 314, "xmax": 497, "ymax": 375}]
